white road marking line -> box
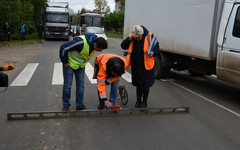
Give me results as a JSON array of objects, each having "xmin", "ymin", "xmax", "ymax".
[
  {"xmin": 122, "ymin": 71, "xmax": 132, "ymax": 82},
  {"xmin": 85, "ymin": 62, "xmax": 97, "ymax": 84},
  {"xmin": 10, "ymin": 63, "xmax": 39, "ymax": 86},
  {"xmin": 160, "ymin": 78, "xmax": 175, "ymax": 82},
  {"xmin": 52, "ymin": 63, "xmax": 63, "ymax": 85},
  {"xmin": 170, "ymin": 81, "xmax": 240, "ymax": 118},
  {"xmin": 172, "ymin": 70, "xmax": 207, "ymax": 81}
]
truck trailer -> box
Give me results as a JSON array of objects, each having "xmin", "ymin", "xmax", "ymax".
[
  {"xmin": 123, "ymin": 0, "xmax": 240, "ymax": 87},
  {"xmin": 44, "ymin": 2, "xmax": 70, "ymax": 40}
]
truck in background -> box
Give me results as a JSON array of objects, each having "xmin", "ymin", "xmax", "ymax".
[
  {"xmin": 76, "ymin": 13, "xmax": 104, "ymax": 35},
  {"xmin": 44, "ymin": 2, "xmax": 70, "ymax": 40},
  {"xmin": 124, "ymin": 0, "xmax": 240, "ymax": 87}
]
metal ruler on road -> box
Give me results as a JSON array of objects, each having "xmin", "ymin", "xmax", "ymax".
[{"xmin": 7, "ymin": 106, "xmax": 190, "ymax": 120}]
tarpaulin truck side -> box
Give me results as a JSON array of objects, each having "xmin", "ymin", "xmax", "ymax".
[{"xmin": 123, "ymin": 0, "xmax": 240, "ymax": 86}]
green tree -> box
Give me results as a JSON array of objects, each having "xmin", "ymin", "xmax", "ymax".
[
  {"xmin": 0, "ymin": 0, "xmax": 18, "ymax": 40},
  {"xmin": 115, "ymin": 0, "xmax": 125, "ymax": 11},
  {"xmin": 79, "ymin": 7, "xmax": 87, "ymax": 15},
  {"xmin": 0, "ymin": 0, "xmax": 47, "ymax": 40},
  {"xmin": 94, "ymin": 0, "xmax": 110, "ymax": 15},
  {"xmin": 104, "ymin": 11, "xmax": 124, "ymax": 33},
  {"xmin": 31, "ymin": 0, "xmax": 47, "ymax": 26},
  {"xmin": 17, "ymin": 0, "xmax": 35, "ymax": 34}
]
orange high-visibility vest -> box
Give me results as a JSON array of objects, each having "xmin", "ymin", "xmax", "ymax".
[
  {"xmin": 126, "ymin": 33, "xmax": 155, "ymax": 70},
  {"xmin": 94, "ymin": 54, "xmax": 127, "ymax": 100}
]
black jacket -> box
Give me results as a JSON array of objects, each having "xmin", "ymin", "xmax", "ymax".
[
  {"xmin": 121, "ymin": 26, "xmax": 159, "ymax": 88},
  {"xmin": 4, "ymin": 25, "xmax": 10, "ymax": 35}
]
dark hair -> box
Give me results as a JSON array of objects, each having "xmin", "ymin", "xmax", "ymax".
[
  {"xmin": 93, "ymin": 37, "xmax": 108, "ymax": 49},
  {"xmin": 111, "ymin": 61, "xmax": 125, "ymax": 76}
]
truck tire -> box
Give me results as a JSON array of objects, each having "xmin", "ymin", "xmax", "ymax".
[{"xmin": 154, "ymin": 55, "xmax": 170, "ymax": 79}]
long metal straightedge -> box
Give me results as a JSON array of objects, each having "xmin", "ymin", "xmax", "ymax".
[{"xmin": 7, "ymin": 107, "xmax": 190, "ymax": 120}]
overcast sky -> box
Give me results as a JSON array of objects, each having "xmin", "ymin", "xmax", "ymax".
[{"xmin": 49, "ymin": 0, "xmax": 115, "ymax": 13}]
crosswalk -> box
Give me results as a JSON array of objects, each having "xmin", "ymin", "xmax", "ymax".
[
  {"xmin": 10, "ymin": 63, "xmax": 214, "ymax": 87},
  {"xmin": 10, "ymin": 63, "xmax": 132, "ymax": 87},
  {"xmin": 10, "ymin": 63, "xmax": 39, "ymax": 86}
]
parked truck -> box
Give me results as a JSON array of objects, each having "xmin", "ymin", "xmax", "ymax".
[
  {"xmin": 124, "ymin": 0, "xmax": 240, "ymax": 86},
  {"xmin": 44, "ymin": 2, "xmax": 70, "ymax": 40}
]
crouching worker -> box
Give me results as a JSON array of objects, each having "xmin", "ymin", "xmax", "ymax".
[{"xmin": 93, "ymin": 54, "xmax": 128, "ymax": 109}]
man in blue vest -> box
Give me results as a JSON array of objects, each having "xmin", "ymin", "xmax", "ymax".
[
  {"xmin": 20, "ymin": 22, "xmax": 26, "ymax": 41},
  {"xmin": 59, "ymin": 33, "xmax": 108, "ymax": 111}
]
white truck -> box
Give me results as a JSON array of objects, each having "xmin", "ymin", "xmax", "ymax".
[
  {"xmin": 44, "ymin": 2, "xmax": 70, "ymax": 40},
  {"xmin": 123, "ymin": 0, "xmax": 240, "ymax": 86}
]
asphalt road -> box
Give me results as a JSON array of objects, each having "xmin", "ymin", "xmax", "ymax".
[{"xmin": 0, "ymin": 37, "xmax": 240, "ymax": 150}]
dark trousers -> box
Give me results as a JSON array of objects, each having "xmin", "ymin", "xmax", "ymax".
[
  {"xmin": 38, "ymin": 32, "xmax": 43, "ymax": 39},
  {"xmin": 4, "ymin": 34, "xmax": 10, "ymax": 41},
  {"xmin": 20, "ymin": 32, "xmax": 25, "ymax": 40},
  {"xmin": 135, "ymin": 87, "xmax": 149, "ymax": 108}
]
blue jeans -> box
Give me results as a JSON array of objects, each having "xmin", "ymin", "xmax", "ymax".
[
  {"xmin": 98, "ymin": 80, "xmax": 119, "ymax": 105},
  {"xmin": 62, "ymin": 65, "xmax": 85, "ymax": 108}
]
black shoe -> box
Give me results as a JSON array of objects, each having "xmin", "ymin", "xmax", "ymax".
[
  {"xmin": 97, "ymin": 104, "xmax": 106, "ymax": 110},
  {"xmin": 62, "ymin": 106, "xmax": 69, "ymax": 111},
  {"xmin": 76, "ymin": 105, "xmax": 87, "ymax": 110}
]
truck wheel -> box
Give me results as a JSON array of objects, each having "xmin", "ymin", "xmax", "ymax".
[{"xmin": 154, "ymin": 55, "xmax": 170, "ymax": 79}]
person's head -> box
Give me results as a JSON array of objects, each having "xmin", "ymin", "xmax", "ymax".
[
  {"xmin": 93, "ymin": 37, "xmax": 108, "ymax": 52},
  {"xmin": 110, "ymin": 61, "xmax": 125, "ymax": 76},
  {"xmin": 131, "ymin": 25, "xmax": 143, "ymax": 41}
]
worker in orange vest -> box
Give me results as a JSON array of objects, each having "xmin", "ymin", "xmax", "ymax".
[
  {"xmin": 93, "ymin": 54, "xmax": 127, "ymax": 109},
  {"xmin": 121, "ymin": 25, "xmax": 159, "ymax": 108}
]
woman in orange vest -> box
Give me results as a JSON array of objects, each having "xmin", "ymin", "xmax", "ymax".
[
  {"xmin": 121, "ymin": 25, "xmax": 159, "ymax": 108},
  {"xmin": 93, "ymin": 54, "xmax": 127, "ymax": 109}
]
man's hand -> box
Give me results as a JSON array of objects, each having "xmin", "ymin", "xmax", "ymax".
[
  {"xmin": 149, "ymin": 51, "xmax": 154, "ymax": 57},
  {"xmin": 128, "ymin": 33, "xmax": 132, "ymax": 41},
  {"xmin": 104, "ymin": 100, "xmax": 114, "ymax": 108}
]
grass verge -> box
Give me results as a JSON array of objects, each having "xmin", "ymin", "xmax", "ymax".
[
  {"xmin": 0, "ymin": 33, "xmax": 43, "ymax": 47},
  {"xmin": 106, "ymin": 32, "xmax": 123, "ymax": 39}
]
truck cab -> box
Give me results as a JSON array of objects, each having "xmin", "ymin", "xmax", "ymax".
[
  {"xmin": 217, "ymin": 1, "xmax": 240, "ymax": 86},
  {"xmin": 44, "ymin": 2, "xmax": 70, "ymax": 40}
]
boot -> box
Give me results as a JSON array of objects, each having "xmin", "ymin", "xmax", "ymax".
[
  {"xmin": 141, "ymin": 88, "xmax": 149, "ymax": 108},
  {"xmin": 135, "ymin": 87, "xmax": 142, "ymax": 108},
  {"xmin": 135, "ymin": 100, "xmax": 142, "ymax": 108},
  {"xmin": 97, "ymin": 101, "xmax": 105, "ymax": 110}
]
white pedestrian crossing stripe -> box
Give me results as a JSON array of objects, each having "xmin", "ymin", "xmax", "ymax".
[
  {"xmin": 52, "ymin": 63, "xmax": 63, "ymax": 85},
  {"xmin": 10, "ymin": 63, "xmax": 132, "ymax": 86},
  {"xmin": 10, "ymin": 63, "xmax": 39, "ymax": 86},
  {"xmin": 85, "ymin": 62, "xmax": 97, "ymax": 84}
]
